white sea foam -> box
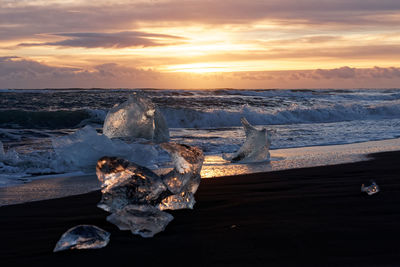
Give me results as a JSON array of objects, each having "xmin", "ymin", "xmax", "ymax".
[
  {"xmin": 161, "ymin": 101, "xmax": 400, "ymax": 128},
  {"xmin": 52, "ymin": 125, "xmax": 159, "ymax": 171}
]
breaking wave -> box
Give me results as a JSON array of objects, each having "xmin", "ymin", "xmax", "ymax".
[
  {"xmin": 162, "ymin": 101, "xmax": 400, "ymax": 128},
  {"xmin": 1, "ymin": 100, "xmax": 399, "ymax": 129}
]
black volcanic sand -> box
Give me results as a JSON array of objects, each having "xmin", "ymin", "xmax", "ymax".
[{"xmin": 1, "ymin": 151, "xmax": 400, "ymax": 267}]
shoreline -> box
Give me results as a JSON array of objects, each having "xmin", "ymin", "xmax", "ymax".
[
  {"xmin": 2, "ymin": 138, "xmax": 400, "ymax": 207},
  {"xmin": 1, "ymin": 150, "xmax": 400, "ymax": 266}
]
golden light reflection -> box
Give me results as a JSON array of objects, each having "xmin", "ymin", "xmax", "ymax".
[{"xmin": 200, "ymin": 155, "xmax": 272, "ymax": 178}]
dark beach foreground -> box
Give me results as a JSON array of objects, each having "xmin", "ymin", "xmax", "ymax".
[{"xmin": 1, "ymin": 152, "xmax": 400, "ymax": 266}]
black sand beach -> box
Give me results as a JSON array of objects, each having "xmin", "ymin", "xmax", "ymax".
[{"xmin": 1, "ymin": 151, "xmax": 400, "ymax": 266}]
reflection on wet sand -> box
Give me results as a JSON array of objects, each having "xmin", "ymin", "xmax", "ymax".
[{"xmin": 201, "ymin": 155, "xmax": 272, "ymax": 178}]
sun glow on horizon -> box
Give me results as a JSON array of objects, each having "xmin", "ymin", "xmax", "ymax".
[{"xmin": 165, "ymin": 63, "xmax": 232, "ymax": 73}]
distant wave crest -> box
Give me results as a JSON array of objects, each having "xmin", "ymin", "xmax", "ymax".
[
  {"xmin": 1, "ymin": 101, "xmax": 399, "ymax": 129},
  {"xmin": 162, "ymin": 101, "xmax": 400, "ymax": 128}
]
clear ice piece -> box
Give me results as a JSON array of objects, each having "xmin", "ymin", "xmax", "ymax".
[
  {"xmin": 228, "ymin": 117, "xmax": 273, "ymax": 163},
  {"xmin": 158, "ymin": 190, "xmax": 196, "ymax": 210},
  {"xmin": 361, "ymin": 181, "xmax": 380, "ymax": 195},
  {"xmin": 53, "ymin": 225, "xmax": 110, "ymax": 252},
  {"xmin": 158, "ymin": 143, "xmax": 204, "ymax": 210},
  {"xmin": 103, "ymin": 94, "xmax": 169, "ymax": 143},
  {"xmin": 106, "ymin": 204, "xmax": 173, "ymax": 238},
  {"xmin": 96, "ymin": 142, "xmax": 204, "ymax": 214},
  {"xmin": 96, "ymin": 156, "xmax": 168, "ymax": 212}
]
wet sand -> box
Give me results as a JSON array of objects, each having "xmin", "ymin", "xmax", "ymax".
[
  {"xmin": 1, "ymin": 151, "xmax": 400, "ymax": 266},
  {"xmin": 3, "ymin": 138, "xmax": 400, "ymax": 207}
]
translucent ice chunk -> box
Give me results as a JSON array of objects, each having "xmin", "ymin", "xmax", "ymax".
[
  {"xmin": 96, "ymin": 156, "xmax": 168, "ymax": 212},
  {"xmin": 52, "ymin": 125, "xmax": 158, "ymax": 170},
  {"xmin": 95, "ymin": 143, "xmax": 204, "ymax": 213},
  {"xmin": 158, "ymin": 190, "xmax": 197, "ymax": 210},
  {"xmin": 228, "ymin": 117, "xmax": 273, "ymax": 163},
  {"xmin": 158, "ymin": 143, "xmax": 204, "ymax": 210},
  {"xmin": 106, "ymin": 204, "xmax": 173, "ymax": 238},
  {"xmin": 361, "ymin": 181, "xmax": 380, "ymax": 195},
  {"xmin": 103, "ymin": 94, "xmax": 169, "ymax": 143},
  {"xmin": 53, "ymin": 225, "xmax": 110, "ymax": 252}
]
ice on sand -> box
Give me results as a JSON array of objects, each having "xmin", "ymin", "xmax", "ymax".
[
  {"xmin": 53, "ymin": 225, "xmax": 110, "ymax": 252},
  {"xmin": 96, "ymin": 156, "xmax": 168, "ymax": 213},
  {"xmin": 361, "ymin": 181, "xmax": 380, "ymax": 195},
  {"xmin": 103, "ymin": 94, "xmax": 169, "ymax": 143},
  {"xmin": 106, "ymin": 205, "xmax": 174, "ymax": 238},
  {"xmin": 96, "ymin": 143, "xmax": 204, "ymax": 237},
  {"xmin": 227, "ymin": 117, "xmax": 273, "ymax": 163},
  {"xmin": 158, "ymin": 143, "xmax": 204, "ymax": 210}
]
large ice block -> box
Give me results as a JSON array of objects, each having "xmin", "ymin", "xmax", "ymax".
[
  {"xmin": 53, "ymin": 225, "xmax": 110, "ymax": 252},
  {"xmin": 106, "ymin": 204, "xmax": 173, "ymax": 238},
  {"xmin": 158, "ymin": 143, "xmax": 204, "ymax": 210},
  {"xmin": 95, "ymin": 143, "xmax": 204, "ymax": 237},
  {"xmin": 361, "ymin": 181, "xmax": 380, "ymax": 195},
  {"xmin": 96, "ymin": 156, "xmax": 168, "ymax": 212},
  {"xmin": 103, "ymin": 94, "xmax": 169, "ymax": 143},
  {"xmin": 229, "ymin": 117, "xmax": 273, "ymax": 163}
]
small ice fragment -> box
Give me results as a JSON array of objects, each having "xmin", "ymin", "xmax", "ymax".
[
  {"xmin": 106, "ymin": 204, "xmax": 173, "ymax": 238},
  {"xmin": 96, "ymin": 156, "xmax": 167, "ymax": 212},
  {"xmin": 103, "ymin": 94, "xmax": 169, "ymax": 143},
  {"xmin": 158, "ymin": 143, "xmax": 204, "ymax": 210},
  {"xmin": 227, "ymin": 117, "xmax": 273, "ymax": 163},
  {"xmin": 361, "ymin": 181, "xmax": 380, "ymax": 195},
  {"xmin": 158, "ymin": 190, "xmax": 196, "ymax": 210},
  {"xmin": 53, "ymin": 225, "xmax": 110, "ymax": 252}
]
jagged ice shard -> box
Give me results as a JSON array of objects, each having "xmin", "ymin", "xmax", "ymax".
[
  {"xmin": 53, "ymin": 225, "xmax": 110, "ymax": 252},
  {"xmin": 228, "ymin": 117, "xmax": 273, "ymax": 163},
  {"xmin": 96, "ymin": 143, "xmax": 204, "ymax": 237},
  {"xmin": 96, "ymin": 156, "xmax": 168, "ymax": 213},
  {"xmin": 103, "ymin": 94, "xmax": 169, "ymax": 143},
  {"xmin": 361, "ymin": 181, "xmax": 380, "ymax": 195},
  {"xmin": 158, "ymin": 143, "xmax": 204, "ymax": 210},
  {"xmin": 106, "ymin": 205, "xmax": 173, "ymax": 238}
]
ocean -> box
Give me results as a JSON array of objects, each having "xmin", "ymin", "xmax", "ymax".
[{"xmin": 1, "ymin": 88, "xmax": 400, "ymax": 187}]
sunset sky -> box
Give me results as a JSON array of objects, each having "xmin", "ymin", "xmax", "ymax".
[{"xmin": 1, "ymin": 0, "xmax": 400, "ymax": 89}]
